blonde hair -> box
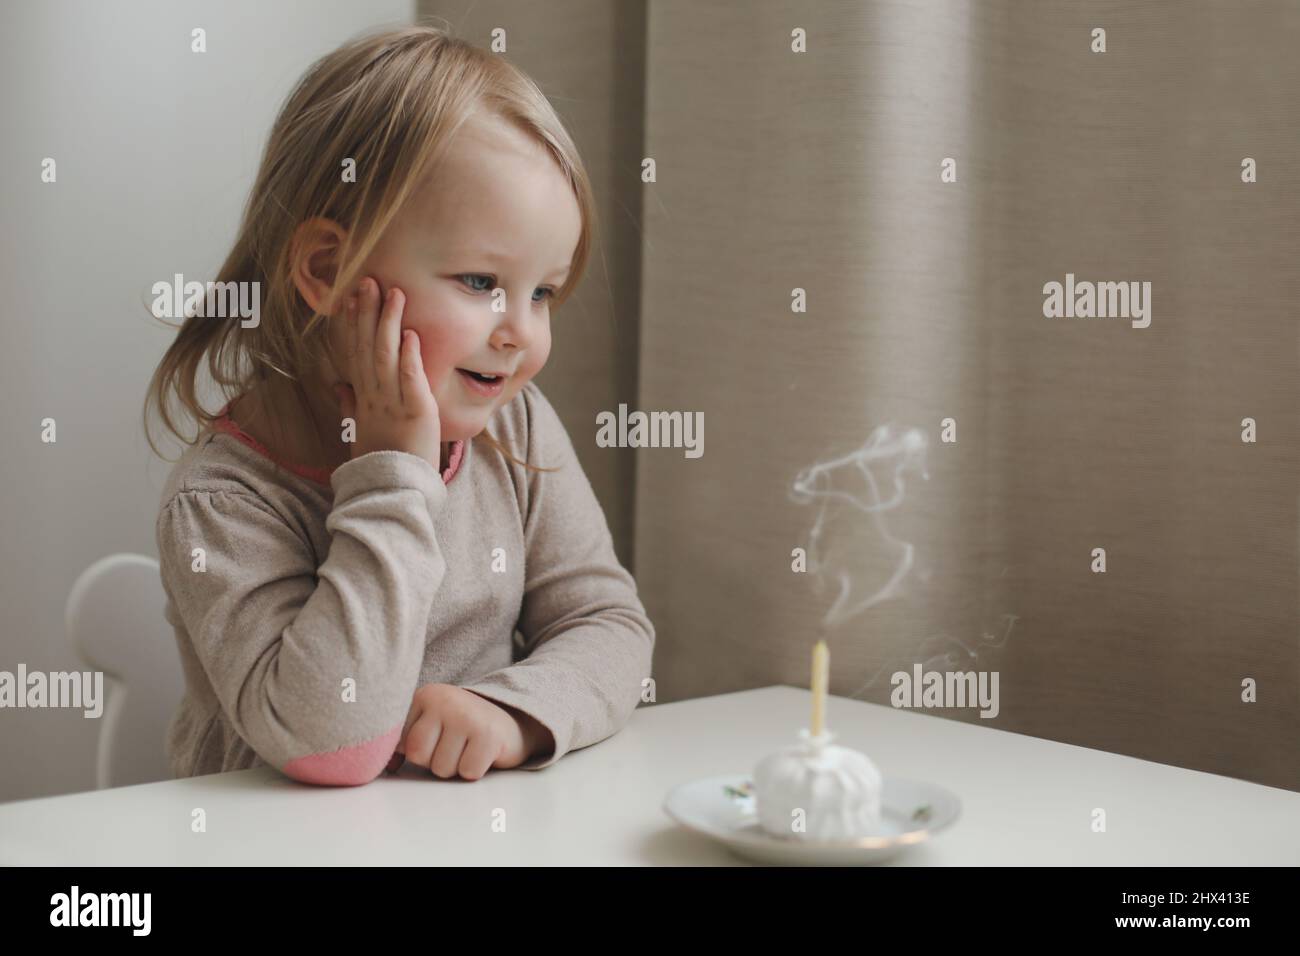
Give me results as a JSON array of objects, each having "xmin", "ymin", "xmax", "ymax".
[{"xmin": 143, "ymin": 23, "xmax": 596, "ymax": 475}]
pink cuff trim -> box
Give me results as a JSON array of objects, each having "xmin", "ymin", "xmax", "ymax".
[
  {"xmin": 282, "ymin": 724, "xmax": 403, "ymax": 787},
  {"xmin": 442, "ymin": 435, "xmax": 465, "ymax": 482},
  {"xmin": 213, "ymin": 398, "xmax": 464, "ymax": 486}
]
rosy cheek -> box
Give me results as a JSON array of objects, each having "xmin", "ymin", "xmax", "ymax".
[
  {"xmin": 527, "ymin": 346, "xmax": 550, "ymax": 378},
  {"xmin": 408, "ymin": 327, "xmax": 454, "ymax": 368}
]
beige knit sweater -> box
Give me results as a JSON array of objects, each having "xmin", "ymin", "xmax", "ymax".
[{"xmin": 155, "ymin": 381, "xmax": 655, "ymax": 785}]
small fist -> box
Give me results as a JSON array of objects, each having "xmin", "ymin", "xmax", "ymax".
[{"xmin": 390, "ymin": 683, "xmax": 538, "ymax": 781}]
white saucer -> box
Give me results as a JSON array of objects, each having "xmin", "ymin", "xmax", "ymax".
[{"xmin": 663, "ymin": 773, "xmax": 960, "ymax": 865}]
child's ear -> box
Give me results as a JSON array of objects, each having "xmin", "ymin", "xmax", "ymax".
[{"xmin": 289, "ymin": 217, "xmax": 348, "ymax": 315}]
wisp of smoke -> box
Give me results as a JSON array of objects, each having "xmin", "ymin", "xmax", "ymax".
[
  {"xmin": 791, "ymin": 424, "xmax": 1018, "ymax": 701},
  {"xmin": 790, "ymin": 424, "xmax": 929, "ymax": 632}
]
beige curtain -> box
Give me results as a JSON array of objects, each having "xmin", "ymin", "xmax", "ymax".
[{"xmin": 423, "ymin": 0, "xmax": 1299, "ymax": 792}]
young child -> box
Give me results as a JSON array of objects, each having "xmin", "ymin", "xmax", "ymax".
[{"xmin": 143, "ymin": 26, "xmax": 655, "ymax": 786}]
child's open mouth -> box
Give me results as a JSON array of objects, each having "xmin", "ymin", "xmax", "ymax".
[{"xmin": 457, "ymin": 368, "xmax": 505, "ymax": 397}]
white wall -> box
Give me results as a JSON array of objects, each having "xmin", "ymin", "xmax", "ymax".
[{"xmin": 0, "ymin": 0, "xmax": 413, "ymax": 803}]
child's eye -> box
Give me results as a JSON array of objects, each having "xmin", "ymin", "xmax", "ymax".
[{"xmin": 457, "ymin": 274, "xmax": 555, "ymax": 304}]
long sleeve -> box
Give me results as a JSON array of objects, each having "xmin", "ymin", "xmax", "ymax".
[
  {"xmin": 157, "ymin": 450, "xmax": 448, "ymax": 786},
  {"xmin": 461, "ymin": 385, "xmax": 656, "ymax": 770}
]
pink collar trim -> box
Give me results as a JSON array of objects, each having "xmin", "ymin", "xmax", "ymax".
[{"xmin": 212, "ymin": 401, "xmax": 465, "ymax": 487}]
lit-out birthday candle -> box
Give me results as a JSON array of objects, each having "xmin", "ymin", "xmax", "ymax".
[
  {"xmin": 811, "ymin": 639, "xmax": 829, "ymax": 737},
  {"xmin": 753, "ymin": 635, "xmax": 885, "ymax": 841}
]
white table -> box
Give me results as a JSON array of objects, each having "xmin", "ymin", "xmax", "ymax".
[{"xmin": 2, "ymin": 685, "xmax": 1297, "ymax": 865}]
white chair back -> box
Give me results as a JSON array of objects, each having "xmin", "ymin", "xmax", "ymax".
[{"xmin": 65, "ymin": 554, "xmax": 185, "ymax": 789}]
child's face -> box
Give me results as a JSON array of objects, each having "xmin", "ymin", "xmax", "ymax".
[{"xmin": 339, "ymin": 114, "xmax": 582, "ymax": 442}]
